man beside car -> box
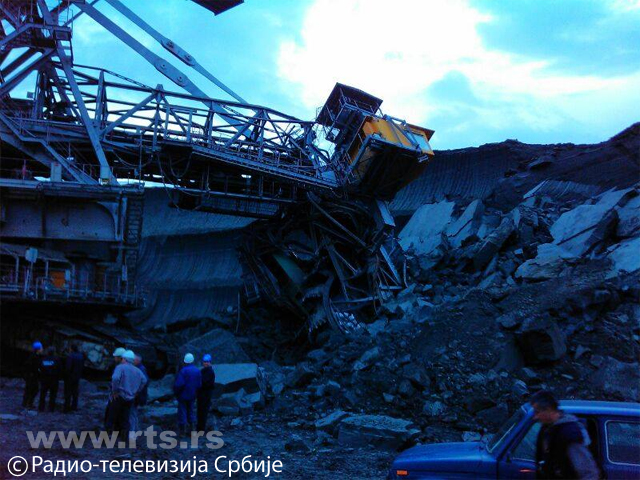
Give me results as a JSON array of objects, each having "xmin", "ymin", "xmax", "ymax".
[{"xmin": 530, "ymin": 390, "xmax": 600, "ymax": 480}]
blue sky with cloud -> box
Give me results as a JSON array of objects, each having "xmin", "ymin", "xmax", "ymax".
[{"xmin": 21, "ymin": 0, "xmax": 640, "ymax": 148}]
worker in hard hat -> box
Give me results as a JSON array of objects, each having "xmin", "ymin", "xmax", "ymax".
[
  {"xmin": 174, "ymin": 353, "xmax": 202, "ymax": 435},
  {"xmin": 39, "ymin": 346, "xmax": 62, "ymax": 412},
  {"xmin": 104, "ymin": 347, "xmax": 127, "ymax": 430},
  {"xmin": 197, "ymin": 353, "xmax": 216, "ymax": 432},
  {"xmin": 110, "ymin": 349, "xmax": 146, "ymax": 441},
  {"xmin": 113, "ymin": 347, "xmax": 126, "ymax": 364},
  {"xmin": 22, "ymin": 341, "xmax": 43, "ymax": 409}
]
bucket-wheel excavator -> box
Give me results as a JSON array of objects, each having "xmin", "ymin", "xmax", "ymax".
[{"xmin": 0, "ymin": 0, "xmax": 435, "ymax": 367}]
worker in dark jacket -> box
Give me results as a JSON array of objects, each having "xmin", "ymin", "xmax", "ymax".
[
  {"xmin": 531, "ymin": 390, "xmax": 600, "ymax": 480},
  {"xmin": 197, "ymin": 353, "xmax": 216, "ymax": 432},
  {"xmin": 39, "ymin": 347, "xmax": 61, "ymax": 412},
  {"xmin": 64, "ymin": 344, "xmax": 84, "ymax": 413},
  {"xmin": 129, "ymin": 353, "xmax": 149, "ymax": 433},
  {"xmin": 22, "ymin": 341, "xmax": 43, "ymax": 409},
  {"xmin": 174, "ymin": 353, "xmax": 202, "ymax": 434}
]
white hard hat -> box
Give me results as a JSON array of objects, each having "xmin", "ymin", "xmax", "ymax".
[
  {"xmin": 184, "ymin": 353, "xmax": 194, "ymax": 364},
  {"xmin": 113, "ymin": 347, "xmax": 126, "ymax": 357},
  {"xmin": 123, "ymin": 350, "xmax": 135, "ymax": 362}
]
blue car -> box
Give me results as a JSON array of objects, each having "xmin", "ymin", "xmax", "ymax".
[{"xmin": 389, "ymin": 401, "xmax": 640, "ymax": 479}]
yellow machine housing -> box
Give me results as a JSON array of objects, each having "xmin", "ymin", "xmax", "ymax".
[{"xmin": 345, "ymin": 116, "xmax": 435, "ymax": 199}]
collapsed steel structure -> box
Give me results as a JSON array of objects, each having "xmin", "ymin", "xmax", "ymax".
[{"xmin": 1, "ymin": 0, "xmax": 435, "ymax": 335}]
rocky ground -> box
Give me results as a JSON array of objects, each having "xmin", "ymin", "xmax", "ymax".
[
  {"xmin": 1, "ymin": 125, "xmax": 639, "ymax": 479},
  {"xmin": 0, "ymin": 378, "xmax": 392, "ymax": 479}
]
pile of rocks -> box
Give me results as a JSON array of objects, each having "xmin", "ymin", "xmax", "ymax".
[
  {"xmin": 142, "ymin": 128, "xmax": 640, "ymax": 451},
  {"xmin": 247, "ymin": 180, "xmax": 640, "ymax": 448}
]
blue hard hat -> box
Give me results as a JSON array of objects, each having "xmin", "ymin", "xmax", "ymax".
[
  {"xmin": 202, "ymin": 354, "xmax": 212, "ymax": 363},
  {"xmin": 32, "ymin": 341, "xmax": 43, "ymax": 351}
]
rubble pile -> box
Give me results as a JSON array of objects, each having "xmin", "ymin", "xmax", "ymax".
[
  {"xmin": 132, "ymin": 125, "xmax": 640, "ymax": 451},
  {"xmin": 239, "ymin": 125, "xmax": 640, "ymax": 448}
]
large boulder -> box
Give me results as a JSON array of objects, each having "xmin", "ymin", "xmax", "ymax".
[
  {"xmin": 515, "ymin": 243, "xmax": 573, "ymax": 281},
  {"xmin": 550, "ymin": 188, "xmax": 634, "ymax": 256},
  {"xmin": 260, "ymin": 361, "xmax": 286, "ymax": 396},
  {"xmin": 337, "ymin": 414, "xmax": 419, "ymax": 450},
  {"xmin": 515, "ymin": 317, "xmax": 566, "ymax": 364},
  {"xmin": 181, "ymin": 328, "xmax": 250, "ymax": 365},
  {"xmin": 400, "ymin": 201, "xmax": 455, "ymax": 269},
  {"xmin": 214, "ymin": 363, "xmax": 266, "ymax": 405},
  {"xmin": 399, "ymin": 201, "xmax": 455, "ymax": 253},
  {"xmin": 147, "ymin": 374, "xmax": 175, "ymax": 403},
  {"xmin": 315, "ymin": 410, "xmax": 351, "ymax": 435},
  {"xmin": 216, "ymin": 388, "xmax": 256, "ymax": 416},
  {"xmin": 474, "ymin": 212, "xmax": 518, "ymax": 269},
  {"xmin": 446, "ymin": 200, "xmax": 485, "ymax": 248},
  {"xmin": 616, "ymin": 192, "xmax": 640, "ymax": 238},
  {"xmin": 606, "ymin": 237, "xmax": 640, "ymax": 278},
  {"xmin": 592, "ymin": 357, "xmax": 640, "ymax": 400}
]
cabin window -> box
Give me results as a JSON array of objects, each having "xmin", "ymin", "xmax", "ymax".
[
  {"xmin": 406, "ymin": 131, "xmax": 431, "ymax": 152},
  {"xmin": 606, "ymin": 421, "xmax": 640, "ymax": 465}
]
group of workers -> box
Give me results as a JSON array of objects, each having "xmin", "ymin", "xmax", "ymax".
[
  {"xmin": 20, "ymin": 341, "xmax": 604, "ymax": 479},
  {"xmin": 22, "ymin": 341, "xmax": 84, "ymax": 413},
  {"xmin": 23, "ymin": 342, "xmax": 217, "ymax": 438},
  {"xmin": 104, "ymin": 348, "xmax": 216, "ymax": 438},
  {"xmin": 174, "ymin": 352, "xmax": 216, "ymax": 434}
]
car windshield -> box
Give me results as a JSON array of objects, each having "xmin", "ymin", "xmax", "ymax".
[{"xmin": 487, "ymin": 407, "xmax": 527, "ymax": 453}]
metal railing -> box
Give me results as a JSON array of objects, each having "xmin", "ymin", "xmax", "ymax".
[{"xmin": 0, "ymin": 263, "xmax": 142, "ymax": 306}]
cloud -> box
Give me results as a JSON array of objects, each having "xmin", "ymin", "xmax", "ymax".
[
  {"xmin": 473, "ymin": 0, "xmax": 640, "ymax": 77},
  {"xmin": 277, "ymin": 0, "xmax": 640, "ymax": 148}
]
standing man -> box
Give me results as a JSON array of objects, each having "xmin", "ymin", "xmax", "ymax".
[
  {"xmin": 129, "ymin": 353, "xmax": 149, "ymax": 434},
  {"xmin": 64, "ymin": 344, "xmax": 84, "ymax": 413},
  {"xmin": 22, "ymin": 341, "xmax": 43, "ymax": 409},
  {"xmin": 39, "ymin": 346, "xmax": 61, "ymax": 412},
  {"xmin": 531, "ymin": 390, "xmax": 600, "ymax": 480},
  {"xmin": 174, "ymin": 353, "xmax": 202, "ymax": 435},
  {"xmin": 197, "ymin": 353, "xmax": 216, "ymax": 432},
  {"xmin": 105, "ymin": 347, "xmax": 126, "ymax": 430},
  {"xmin": 111, "ymin": 350, "xmax": 146, "ymax": 441}
]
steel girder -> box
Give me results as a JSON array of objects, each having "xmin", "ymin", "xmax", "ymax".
[
  {"xmin": 1, "ymin": 0, "xmax": 334, "ymax": 189},
  {"xmin": 239, "ymin": 194, "xmax": 406, "ymax": 335},
  {"xmin": 0, "ymin": 0, "xmax": 430, "ymax": 334}
]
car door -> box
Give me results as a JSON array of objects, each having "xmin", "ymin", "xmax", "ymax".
[
  {"xmin": 602, "ymin": 418, "xmax": 640, "ymax": 480},
  {"xmin": 498, "ymin": 415, "xmax": 600, "ymax": 479},
  {"xmin": 497, "ymin": 420, "xmax": 540, "ymax": 479}
]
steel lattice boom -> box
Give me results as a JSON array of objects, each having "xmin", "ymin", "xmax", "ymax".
[{"xmin": 1, "ymin": 0, "xmax": 436, "ymax": 333}]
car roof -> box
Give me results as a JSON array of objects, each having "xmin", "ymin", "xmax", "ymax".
[{"xmin": 525, "ymin": 400, "xmax": 640, "ymax": 417}]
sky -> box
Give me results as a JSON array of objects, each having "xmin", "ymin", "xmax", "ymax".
[{"xmin": 18, "ymin": 0, "xmax": 640, "ymax": 149}]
